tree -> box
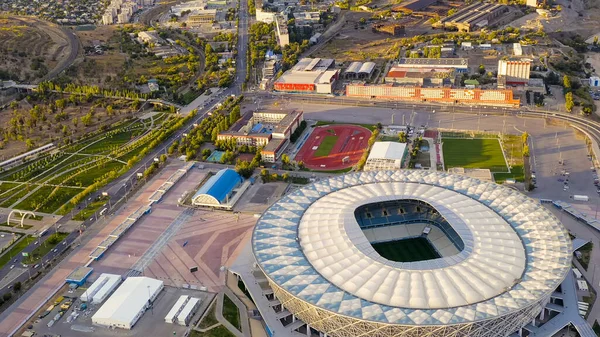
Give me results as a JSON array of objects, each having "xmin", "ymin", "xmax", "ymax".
[
  {"xmin": 563, "ymin": 75, "xmax": 571, "ymax": 89},
  {"xmin": 521, "ymin": 132, "xmax": 528, "ymax": 144},
  {"xmin": 106, "ymin": 105, "xmax": 114, "ymax": 116},
  {"xmin": 159, "ymin": 154, "xmax": 167, "ymax": 163},
  {"xmin": 281, "ymin": 154, "xmax": 290, "ymax": 165},
  {"xmin": 478, "ymin": 64, "xmax": 486, "ymax": 75},
  {"xmin": 282, "ymin": 172, "xmax": 290, "ymax": 181},
  {"xmin": 565, "ymin": 92, "xmax": 574, "ymax": 112},
  {"xmin": 2, "ymin": 292, "xmax": 11, "ymax": 301},
  {"xmin": 72, "ymin": 117, "xmax": 78, "ymax": 127},
  {"xmin": 25, "ymin": 138, "xmax": 34, "ymax": 150},
  {"xmin": 81, "ymin": 112, "xmax": 92, "ymax": 126},
  {"xmin": 13, "ymin": 282, "xmax": 21, "ymax": 293},
  {"xmin": 398, "ymin": 132, "xmax": 407, "ymax": 143},
  {"xmin": 376, "ymin": 122, "xmax": 383, "ymax": 130},
  {"xmin": 594, "ymin": 36, "xmax": 599, "ymax": 46}
]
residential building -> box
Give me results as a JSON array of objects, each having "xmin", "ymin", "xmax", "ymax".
[
  {"xmin": 216, "ymin": 132, "xmax": 271, "ymax": 147},
  {"xmin": 275, "ymin": 15, "xmax": 289, "ymax": 47},
  {"xmin": 102, "ymin": 13, "xmax": 114, "ymax": 25}
]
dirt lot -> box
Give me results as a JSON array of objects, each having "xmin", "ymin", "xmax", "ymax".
[
  {"xmin": 0, "ymin": 95, "xmax": 141, "ymax": 159},
  {"xmin": 0, "ymin": 16, "xmax": 71, "ymax": 82}
]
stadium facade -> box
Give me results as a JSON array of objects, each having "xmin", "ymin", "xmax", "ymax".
[{"xmin": 252, "ymin": 171, "xmax": 572, "ymax": 337}]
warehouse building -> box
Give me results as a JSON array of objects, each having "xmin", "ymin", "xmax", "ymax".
[
  {"xmin": 364, "ymin": 142, "xmax": 407, "ymax": 171},
  {"xmin": 186, "ymin": 10, "xmax": 217, "ymax": 25},
  {"xmin": 274, "ymin": 58, "xmax": 339, "ymax": 94},
  {"xmin": 497, "ymin": 60, "xmax": 531, "ymax": 87},
  {"xmin": 397, "ymin": 58, "xmax": 468, "ymax": 73},
  {"xmin": 191, "ymin": 168, "xmax": 244, "ymax": 207},
  {"xmin": 438, "ymin": 2, "xmax": 507, "ymax": 32},
  {"xmin": 81, "ymin": 273, "xmax": 122, "ymax": 304},
  {"xmin": 393, "ymin": 0, "xmax": 438, "ymax": 12},
  {"xmin": 385, "ymin": 66, "xmax": 454, "ymax": 86},
  {"xmin": 92, "ymin": 277, "xmax": 164, "ymax": 330}
]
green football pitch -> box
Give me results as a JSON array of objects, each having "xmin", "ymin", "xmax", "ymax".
[
  {"xmin": 442, "ymin": 138, "xmax": 507, "ymax": 171},
  {"xmin": 371, "ymin": 237, "xmax": 440, "ymax": 262},
  {"xmin": 313, "ymin": 135, "xmax": 338, "ymax": 157}
]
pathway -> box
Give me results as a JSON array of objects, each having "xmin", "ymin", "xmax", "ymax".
[{"xmin": 215, "ymin": 286, "xmax": 251, "ymax": 337}]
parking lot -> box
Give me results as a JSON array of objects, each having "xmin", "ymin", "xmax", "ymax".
[{"xmin": 29, "ymin": 286, "xmax": 214, "ymax": 337}]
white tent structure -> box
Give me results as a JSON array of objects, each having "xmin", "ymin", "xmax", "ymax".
[{"xmin": 92, "ymin": 277, "xmax": 164, "ymax": 329}]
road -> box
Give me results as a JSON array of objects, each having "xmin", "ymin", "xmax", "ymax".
[{"xmin": 40, "ymin": 26, "xmax": 79, "ymax": 83}]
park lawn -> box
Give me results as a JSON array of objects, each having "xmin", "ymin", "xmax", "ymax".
[
  {"xmin": 314, "ymin": 135, "xmax": 338, "ymax": 157},
  {"xmin": 79, "ymin": 130, "xmax": 136, "ymax": 155},
  {"xmin": 442, "ymin": 138, "xmax": 507, "ymax": 171},
  {"xmin": 0, "ymin": 235, "xmax": 33, "ymax": 269},
  {"xmin": 37, "ymin": 187, "xmax": 82, "ymax": 214},
  {"xmin": 189, "ymin": 326, "xmax": 235, "ymax": 337},
  {"xmin": 73, "ymin": 198, "xmax": 110, "ymax": 221},
  {"xmin": 64, "ymin": 161, "xmax": 125, "ymax": 187},
  {"xmin": 372, "ymin": 237, "xmax": 440, "ymax": 262},
  {"xmin": 494, "ymin": 165, "xmax": 525, "ymax": 184},
  {"xmin": 0, "ymin": 187, "xmax": 32, "ymax": 208},
  {"xmin": 14, "ymin": 186, "xmax": 56, "ymax": 211},
  {"xmin": 0, "ymin": 182, "xmax": 20, "ymax": 196},
  {"xmin": 223, "ymin": 294, "xmax": 241, "ymax": 330},
  {"xmin": 199, "ymin": 301, "xmax": 219, "ymax": 329},
  {"xmin": 22, "ymin": 232, "xmax": 69, "ymax": 265}
]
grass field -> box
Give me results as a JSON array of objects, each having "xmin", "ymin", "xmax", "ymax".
[
  {"xmin": 0, "ymin": 235, "xmax": 33, "ymax": 269},
  {"xmin": 314, "ymin": 135, "xmax": 338, "ymax": 157},
  {"xmin": 22, "ymin": 232, "xmax": 68, "ymax": 264},
  {"xmin": 372, "ymin": 237, "xmax": 440, "ymax": 262},
  {"xmin": 315, "ymin": 121, "xmax": 377, "ymax": 131},
  {"xmin": 190, "ymin": 326, "xmax": 235, "ymax": 337},
  {"xmin": 223, "ymin": 294, "xmax": 240, "ymax": 330},
  {"xmin": 442, "ymin": 138, "xmax": 507, "ymax": 171}
]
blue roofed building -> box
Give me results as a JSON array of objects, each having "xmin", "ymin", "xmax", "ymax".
[{"xmin": 192, "ymin": 169, "xmax": 243, "ymax": 207}]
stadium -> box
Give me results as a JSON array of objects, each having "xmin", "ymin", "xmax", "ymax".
[{"xmin": 252, "ymin": 171, "xmax": 572, "ymax": 337}]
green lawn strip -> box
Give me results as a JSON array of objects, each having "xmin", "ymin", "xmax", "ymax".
[
  {"xmin": 63, "ymin": 161, "xmax": 125, "ymax": 187},
  {"xmin": 311, "ymin": 167, "xmax": 353, "ymax": 174},
  {"xmin": 314, "ymin": 121, "xmax": 377, "ymax": 131},
  {"xmin": 199, "ymin": 301, "xmax": 219, "ymax": 329},
  {"xmin": 313, "ymin": 135, "xmax": 339, "ymax": 157},
  {"xmin": 190, "ymin": 326, "xmax": 235, "ymax": 337},
  {"xmin": 73, "ymin": 198, "xmax": 110, "ymax": 221},
  {"xmin": 442, "ymin": 138, "xmax": 507, "ymax": 171},
  {"xmin": 0, "ymin": 235, "xmax": 34, "ymax": 269},
  {"xmin": 222, "ymin": 294, "xmax": 241, "ymax": 330},
  {"xmin": 494, "ymin": 165, "xmax": 525, "ymax": 183},
  {"xmin": 0, "ymin": 182, "xmax": 20, "ymax": 196},
  {"xmin": 22, "ymin": 232, "xmax": 68, "ymax": 265},
  {"xmin": 37, "ymin": 187, "xmax": 82, "ymax": 214},
  {"xmin": 14, "ymin": 186, "xmax": 57, "ymax": 211},
  {"xmin": 79, "ymin": 130, "xmax": 136, "ymax": 155},
  {"xmin": 0, "ymin": 188, "xmax": 32, "ymax": 208},
  {"xmin": 379, "ymin": 136, "xmax": 401, "ymax": 142}
]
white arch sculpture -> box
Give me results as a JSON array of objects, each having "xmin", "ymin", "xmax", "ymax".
[{"xmin": 7, "ymin": 210, "xmax": 36, "ymax": 228}]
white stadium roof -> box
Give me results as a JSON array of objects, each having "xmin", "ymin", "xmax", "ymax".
[{"xmin": 252, "ymin": 171, "xmax": 571, "ymax": 329}]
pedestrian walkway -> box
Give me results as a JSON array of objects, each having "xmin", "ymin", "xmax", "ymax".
[
  {"xmin": 226, "ymin": 272, "xmax": 268, "ymax": 337},
  {"xmin": 215, "ymin": 286, "xmax": 251, "ymax": 337}
]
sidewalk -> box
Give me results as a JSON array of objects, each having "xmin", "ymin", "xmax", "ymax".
[
  {"xmin": 215, "ymin": 286, "xmax": 251, "ymax": 337},
  {"xmin": 227, "ymin": 271, "xmax": 268, "ymax": 337}
]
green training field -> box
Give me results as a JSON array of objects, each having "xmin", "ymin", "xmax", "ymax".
[
  {"xmin": 372, "ymin": 237, "xmax": 440, "ymax": 262},
  {"xmin": 314, "ymin": 135, "xmax": 338, "ymax": 157},
  {"xmin": 442, "ymin": 138, "xmax": 507, "ymax": 171}
]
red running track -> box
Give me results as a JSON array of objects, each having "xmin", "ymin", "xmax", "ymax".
[{"xmin": 296, "ymin": 124, "xmax": 372, "ymax": 171}]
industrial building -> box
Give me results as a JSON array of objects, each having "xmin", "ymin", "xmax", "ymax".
[
  {"xmin": 497, "ymin": 59, "xmax": 531, "ymax": 87},
  {"xmin": 372, "ymin": 23, "xmax": 405, "ymax": 36},
  {"xmin": 191, "ymin": 168, "xmax": 244, "ymax": 207},
  {"xmin": 165, "ymin": 295, "xmax": 202, "ymax": 326},
  {"xmin": 92, "ymin": 277, "xmax": 164, "ymax": 330},
  {"xmin": 364, "ymin": 142, "xmax": 407, "ymax": 171},
  {"xmin": 344, "ymin": 62, "xmax": 376, "ymax": 79},
  {"xmin": 65, "ymin": 266, "xmax": 94, "ymax": 287},
  {"xmin": 274, "ymin": 58, "xmax": 339, "ymax": 94},
  {"xmin": 438, "ymin": 2, "xmax": 507, "ymax": 32},
  {"xmin": 385, "ymin": 66, "xmax": 454, "ymax": 86},
  {"xmin": 346, "ymin": 84, "xmax": 520, "ymax": 106},
  {"xmin": 393, "ymin": 0, "xmax": 438, "ymax": 12},
  {"xmin": 81, "ymin": 273, "xmax": 122, "ymax": 304},
  {"xmin": 186, "ymin": 10, "xmax": 217, "ymax": 25},
  {"xmin": 397, "ymin": 58, "xmax": 468, "ymax": 73}
]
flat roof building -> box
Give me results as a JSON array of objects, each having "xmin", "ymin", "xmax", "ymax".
[
  {"xmin": 438, "ymin": 2, "xmax": 507, "ymax": 32},
  {"xmin": 385, "ymin": 66, "xmax": 454, "ymax": 86},
  {"xmin": 176, "ymin": 297, "xmax": 201, "ymax": 326},
  {"xmin": 66, "ymin": 266, "xmax": 93, "ymax": 286},
  {"xmin": 274, "ymin": 58, "xmax": 339, "ymax": 94},
  {"xmin": 397, "ymin": 58, "xmax": 468, "ymax": 72},
  {"xmin": 364, "ymin": 142, "xmax": 407, "ymax": 171},
  {"xmin": 92, "ymin": 277, "xmax": 164, "ymax": 330},
  {"xmin": 81, "ymin": 273, "xmax": 122, "ymax": 304},
  {"xmin": 498, "ymin": 60, "xmax": 531, "ymax": 87},
  {"xmin": 192, "ymin": 168, "xmax": 243, "ymax": 206},
  {"xmin": 165, "ymin": 295, "xmax": 190, "ymax": 324}
]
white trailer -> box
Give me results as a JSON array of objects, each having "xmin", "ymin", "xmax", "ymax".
[{"xmin": 573, "ymin": 195, "xmax": 590, "ymax": 202}]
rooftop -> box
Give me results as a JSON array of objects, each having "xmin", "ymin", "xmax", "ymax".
[
  {"xmin": 367, "ymin": 142, "xmax": 406, "ymax": 161},
  {"xmin": 192, "ymin": 168, "xmax": 243, "ymax": 204},
  {"xmin": 398, "ymin": 58, "xmax": 468, "ymax": 67}
]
